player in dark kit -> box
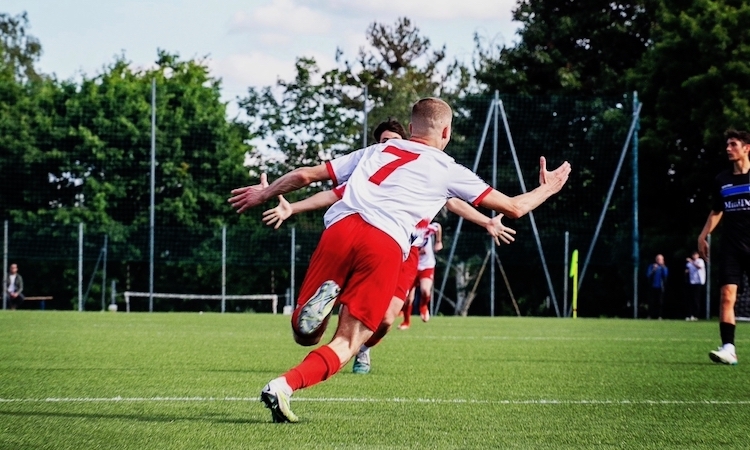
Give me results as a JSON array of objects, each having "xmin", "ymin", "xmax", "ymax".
[{"xmin": 698, "ymin": 129, "xmax": 750, "ymax": 365}]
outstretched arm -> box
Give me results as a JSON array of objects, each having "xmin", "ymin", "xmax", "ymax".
[
  {"xmin": 446, "ymin": 198, "xmax": 516, "ymax": 246},
  {"xmin": 698, "ymin": 210, "xmax": 722, "ymax": 261},
  {"xmin": 228, "ymin": 164, "xmax": 330, "ymax": 213},
  {"xmin": 262, "ymin": 190, "xmax": 339, "ymax": 229},
  {"xmin": 479, "ymin": 157, "xmax": 570, "ymax": 218}
]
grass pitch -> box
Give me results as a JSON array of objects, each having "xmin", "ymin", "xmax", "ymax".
[{"xmin": 1, "ymin": 311, "xmax": 749, "ymax": 449}]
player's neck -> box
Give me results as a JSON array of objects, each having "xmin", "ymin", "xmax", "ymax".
[
  {"xmin": 732, "ymin": 158, "xmax": 750, "ymax": 175},
  {"xmin": 409, "ymin": 136, "xmax": 442, "ymax": 151}
]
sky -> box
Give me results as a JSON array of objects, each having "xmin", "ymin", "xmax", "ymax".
[{"xmin": 5, "ymin": 0, "xmax": 520, "ymax": 107}]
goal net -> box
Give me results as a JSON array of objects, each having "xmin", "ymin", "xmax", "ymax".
[{"xmin": 122, "ymin": 292, "xmax": 278, "ymax": 314}]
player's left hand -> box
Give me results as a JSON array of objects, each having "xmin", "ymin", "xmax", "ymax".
[
  {"xmin": 434, "ymin": 241, "xmax": 444, "ymax": 252},
  {"xmin": 228, "ymin": 173, "xmax": 269, "ymax": 213},
  {"xmin": 486, "ymin": 214, "xmax": 516, "ymax": 246},
  {"xmin": 262, "ymin": 195, "xmax": 293, "ymax": 229}
]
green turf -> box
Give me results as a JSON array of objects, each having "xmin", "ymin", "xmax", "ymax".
[{"xmin": 1, "ymin": 311, "xmax": 749, "ymax": 449}]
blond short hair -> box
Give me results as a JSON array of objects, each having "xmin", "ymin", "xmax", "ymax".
[{"xmin": 410, "ymin": 97, "xmax": 452, "ymax": 135}]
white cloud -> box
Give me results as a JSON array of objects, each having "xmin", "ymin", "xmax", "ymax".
[
  {"xmin": 230, "ymin": 0, "xmax": 332, "ymax": 35},
  {"xmin": 317, "ymin": 0, "xmax": 516, "ymax": 21},
  {"xmin": 209, "ymin": 51, "xmax": 296, "ymax": 91}
]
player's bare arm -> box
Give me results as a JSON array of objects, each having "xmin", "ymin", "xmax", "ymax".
[
  {"xmin": 479, "ymin": 157, "xmax": 571, "ymax": 218},
  {"xmin": 229, "ymin": 164, "xmax": 330, "ymax": 213},
  {"xmin": 434, "ymin": 223, "xmax": 443, "ymax": 251},
  {"xmin": 263, "ymin": 190, "xmax": 339, "ymax": 230},
  {"xmin": 698, "ymin": 210, "xmax": 723, "ymax": 261},
  {"xmin": 445, "ymin": 198, "xmax": 516, "ymax": 246}
]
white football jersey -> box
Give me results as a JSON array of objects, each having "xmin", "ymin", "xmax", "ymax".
[
  {"xmin": 324, "ymin": 139, "xmax": 491, "ymax": 256},
  {"xmin": 416, "ymin": 223, "xmax": 440, "ymax": 270}
]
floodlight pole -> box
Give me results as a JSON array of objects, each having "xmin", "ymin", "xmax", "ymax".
[
  {"xmin": 490, "ymin": 91, "xmax": 499, "ymax": 317},
  {"xmin": 435, "ymin": 99, "xmax": 495, "ymax": 315},
  {"xmin": 499, "ymin": 99, "xmax": 561, "ymax": 318},
  {"xmin": 632, "ymin": 91, "xmax": 641, "ymax": 319},
  {"xmin": 577, "ymin": 102, "xmax": 643, "ymax": 296},
  {"xmin": 149, "ymin": 78, "xmax": 156, "ymax": 313},
  {"xmin": 221, "ymin": 225, "xmax": 227, "ymax": 313}
]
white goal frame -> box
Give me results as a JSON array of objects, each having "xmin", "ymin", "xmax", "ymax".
[{"xmin": 122, "ymin": 291, "xmax": 278, "ymax": 314}]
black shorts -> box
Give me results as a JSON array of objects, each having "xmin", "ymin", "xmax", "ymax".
[{"xmin": 719, "ymin": 248, "xmax": 750, "ymax": 286}]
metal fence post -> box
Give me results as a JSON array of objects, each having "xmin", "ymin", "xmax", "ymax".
[
  {"xmin": 564, "ymin": 231, "xmax": 570, "ymax": 317},
  {"xmin": 706, "ymin": 234, "xmax": 711, "ymax": 320},
  {"xmin": 290, "ymin": 227, "xmax": 296, "ymax": 307},
  {"xmin": 78, "ymin": 223, "xmax": 83, "ymax": 312},
  {"xmin": 101, "ymin": 235, "xmax": 108, "ymax": 311},
  {"xmin": 2, "ymin": 220, "xmax": 7, "ymax": 310},
  {"xmin": 149, "ymin": 77, "xmax": 156, "ymax": 313}
]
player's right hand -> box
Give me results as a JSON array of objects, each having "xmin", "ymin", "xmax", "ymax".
[
  {"xmin": 486, "ymin": 214, "xmax": 517, "ymax": 246},
  {"xmin": 262, "ymin": 195, "xmax": 293, "ymax": 229},
  {"xmin": 228, "ymin": 173, "xmax": 269, "ymax": 213},
  {"xmin": 698, "ymin": 236, "xmax": 709, "ymax": 261},
  {"xmin": 539, "ymin": 157, "xmax": 571, "ymax": 194}
]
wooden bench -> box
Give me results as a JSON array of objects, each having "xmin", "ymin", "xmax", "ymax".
[{"xmin": 24, "ymin": 296, "xmax": 53, "ymax": 310}]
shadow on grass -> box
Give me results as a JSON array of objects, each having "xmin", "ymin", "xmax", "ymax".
[{"xmin": 0, "ymin": 409, "xmax": 265, "ymax": 425}]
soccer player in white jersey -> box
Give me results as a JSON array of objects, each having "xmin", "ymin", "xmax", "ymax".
[
  {"xmin": 399, "ymin": 221, "xmax": 442, "ymax": 329},
  {"xmin": 229, "ymin": 97, "xmax": 571, "ymax": 423},
  {"xmin": 262, "ymin": 119, "xmax": 515, "ymax": 375}
]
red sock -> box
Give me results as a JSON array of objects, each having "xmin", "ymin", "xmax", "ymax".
[
  {"xmin": 402, "ymin": 299, "xmax": 413, "ymax": 326},
  {"xmin": 282, "ymin": 345, "xmax": 341, "ymax": 391},
  {"xmin": 420, "ymin": 292, "xmax": 431, "ymax": 314},
  {"xmin": 364, "ymin": 322, "xmax": 391, "ymax": 348}
]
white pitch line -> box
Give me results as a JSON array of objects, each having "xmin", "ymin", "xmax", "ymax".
[
  {"xmin": 0, "ymin": 397, "xmax": 749, "ymax": 405},
  {"xmin": 416, "ymin": 336, "xmax": 730, "ymax": 342}
]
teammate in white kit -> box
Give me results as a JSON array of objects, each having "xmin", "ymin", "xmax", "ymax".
[
  {"xmin": 229, "ymin": 97, "xmax": 571, "ymax": 423},
  {"xmin": 399, "ymin": 221, "xmax": 442, "ymax": 329}
]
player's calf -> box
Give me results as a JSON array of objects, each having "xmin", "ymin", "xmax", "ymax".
[{"xmin": 291, "ymin": 280, "xmax": 341, "ymax": 346}]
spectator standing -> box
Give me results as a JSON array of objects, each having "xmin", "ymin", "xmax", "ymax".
[
  {"xmin": 685, "ymin": 252, "xmax": 706, "ymax": 321},
  {"xmin": 646, "ymin": 254, "xmax": 668, "ymax": 319},
  {"xmin": 5, "ymin": 264, "xmax": 24, "ymax": 310}
]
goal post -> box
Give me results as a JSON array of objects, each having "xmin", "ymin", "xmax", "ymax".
[{"xmin": 122, "ymin": 291, "xmax": 278, "ymax": 314}]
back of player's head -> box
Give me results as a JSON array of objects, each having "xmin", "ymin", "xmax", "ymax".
[
  {"xmin": 725, "ymin": 128, "xmax": 750, "ymax": 145},
  {"xmin": 373, "ymin": 118, "xmax": 407, "ymax": 143},
  {"xmin": 410, "ymin": 97, "xmax": 453, "ymax": 137}
]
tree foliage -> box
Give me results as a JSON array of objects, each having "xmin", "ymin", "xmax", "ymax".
[
  {"xmin": 632, "ymin": 0, "xmax": 750, "ymax": 250},
  {"xmin": 475, "ymin": 0, "xmax": 658, "ymax": 95}
]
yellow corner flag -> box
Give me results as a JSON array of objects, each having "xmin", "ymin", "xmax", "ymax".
[{"xmin": 569, "ymin": 249, "xmax": 578, "ymax": 319}]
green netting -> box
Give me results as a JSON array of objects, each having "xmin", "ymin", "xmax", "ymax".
[{"xmin": 1, "ymin": 91, "xmax": 641, "ymax": 315}]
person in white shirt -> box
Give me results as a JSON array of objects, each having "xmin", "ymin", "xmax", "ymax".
[
  {"xmin": 229, "ymin": 97, "xmax": 571, "ymax": 423},
  {"xmin": 685, "ymin": 251, "xmax": 706, "ymax": 321},
  {"xmin": 261, "ymin": 119, "xmax": 515, "ymax": 375},
  {"xmin": 5, "ymin": 264, "xmax": 24, "ymax": 310}
]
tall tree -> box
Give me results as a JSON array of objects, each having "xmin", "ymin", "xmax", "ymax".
[
  {"xmin": 239, "ymin": 17, "xmax": 470, "ymax": 188},
  {"xmin": 0, "ymin": 12, "xmax": 42, "ymax": 82},
  {"xmin": 475, "ymin": 0, "xmax": 658, "ymax": 95},
  {"xmin": 631, "ymin": 0, "xmax": 750, "ymax": 252}
]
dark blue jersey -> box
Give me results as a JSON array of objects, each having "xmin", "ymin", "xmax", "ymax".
[{"xmin": 712, "ymin": 169, "xmax": 750, "ymax": 254}]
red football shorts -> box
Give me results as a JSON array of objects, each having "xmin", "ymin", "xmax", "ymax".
[
  {"xmin": 415, "ymin": 267, "xmax": 435, "ymax": 283},
  {"xmin": 394, "ymin": 247, "xmax": 419, "ymax": 301},
  {"xmin": 293, "ymin": 214, "xmax": 402, "ymax": 332}
]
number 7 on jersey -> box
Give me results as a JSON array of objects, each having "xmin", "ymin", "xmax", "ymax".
[{"xmin": 368, "ymin": 147, "xmax": 420, "ymax": 186}]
